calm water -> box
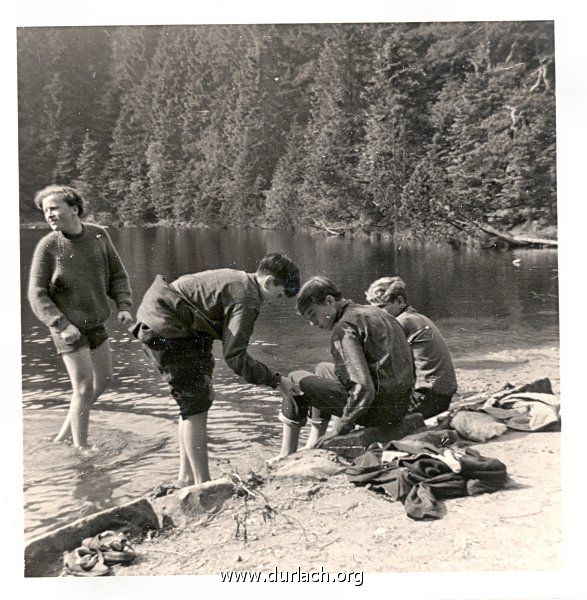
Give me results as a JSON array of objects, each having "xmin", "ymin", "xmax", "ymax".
[{"xmin": 20, "ymin": 227, "xmax": 559, "ymax": 539}]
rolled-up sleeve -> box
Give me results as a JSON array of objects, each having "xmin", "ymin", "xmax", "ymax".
[
  {"xmin": 222, "ymin": 303, "xmax": 280, "ymax": 388},
  {"xmin": 332, "ymin": 324, "xmax": 376, "ymax": 432}
]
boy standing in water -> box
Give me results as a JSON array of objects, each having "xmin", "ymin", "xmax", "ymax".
[
  {"xmin": 277, "ymin": 276, "xmax": 414, "ymax": 456},
  {"xmin": 131, "ymin": 253, "xmax": 301, "ymax": 486},
  {"xmin": 365, "ymin": 276, "xmax": 458, "ymax": 418},
  {"xmin": 28, "ymin": 185, "xmax": 134, "ymax": 447}
]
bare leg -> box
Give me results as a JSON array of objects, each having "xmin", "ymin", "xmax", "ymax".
[
  {"xmin": 304, "ymin": 362, "xmax": 339, "ymax": 448},
  {"xmin": 54, "ymin": 341, "xmax": 113, "ymax": 443},
  {"xmin": 91, "ymin": 340, "xmax": 113, "ymax": 402},
  {"xmin": 278, "ymin": 421, "xmax": 301, "ymax": 457},
  {"xmin": 57, "ymin": 348, "xmax": 95, "ymax": 447},
  {"xmin": 177, "ymin": 418, "xmax": 195, "ymax": 486},
  {"xmin": 181, "ymin": 412, "xmax": 211, "ymax": 484},
  {"xmin": 54, "ymin": 407, "xmax": 74, "ymax": 444},
  {"xmin": 304, "ymin": 419, "xmax": 330, "ymax": 449}
]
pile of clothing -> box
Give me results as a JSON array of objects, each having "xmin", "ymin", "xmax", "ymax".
[
  {"xmin": 346, "ymin": 431, "xmax": 507, "ymax": 520},
  {"xmin": 439, "ymin": 378, "xmax": 561, "ymax": 443},
  {"xmin": 345, "ymin": 379, "xmax": 559, "ymax": 520}
]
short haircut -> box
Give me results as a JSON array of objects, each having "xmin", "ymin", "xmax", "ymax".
[
  {"xmin": 34, "ymin": 185, "xmax": 85, "ymax": 217},
  {"xmin": 365, "ymin": 276, "xmax": 408, "ymax": 305},
  {"xmin": 257, "ymin": 253, "xmax": 300, "ymax": 297},
  {"xmin": 296, "ymin": 276, "xmax": 343, "ymax": 314}
]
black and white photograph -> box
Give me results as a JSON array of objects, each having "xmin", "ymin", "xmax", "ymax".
[{"xmin": 6, "ymin": 2, "xmax": 585, "ymax": 598}]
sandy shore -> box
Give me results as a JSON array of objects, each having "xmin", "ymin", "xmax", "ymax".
[{"xmin": 112, "ymin": 344, "xmax": 561, "ymax": 577}]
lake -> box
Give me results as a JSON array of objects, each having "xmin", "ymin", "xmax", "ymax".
[{"xmin": 20, "ymin": 227, "xmax": 559, "ymax": 540}]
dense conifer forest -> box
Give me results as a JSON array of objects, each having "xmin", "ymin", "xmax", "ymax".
[{"xmin": 17, "ymin": 22, "xmax": 556, "ymax": 241}]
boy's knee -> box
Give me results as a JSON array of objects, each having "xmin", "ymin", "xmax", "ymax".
[
  {"xmin": 94, "ymin": 376, "xmax": 111, "ymax": 396},
  {"xmin": 278, "ymin": 412, "xmax": 306, "ymax": 428},
  {"xmin": 288, "ymin": 369, "xmax": 313, "ymax": 387},
  {"xmin": 181, "ymin": 408, "xmax": 209, "ymax": 423},
  {"xmin": 75, "ymin": 380, "xmax": 94, "ymax": 400},
  {"xmin": 315, "ymin": 362, "xmax": 336, "ymax": 380}
]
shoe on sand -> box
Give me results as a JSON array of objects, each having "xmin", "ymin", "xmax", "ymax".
[
  {"xmin": 81, "ymin": 530, "xmax": 136, "ymax": 566},
  {"xmin": 63, "ymin": 547, "xmax": 112, "ymax": 576}
]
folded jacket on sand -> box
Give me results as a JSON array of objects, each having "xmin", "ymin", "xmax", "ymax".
[{"xmin": 346, "ymin": 446, "xmax": 507, "ymax": 520}]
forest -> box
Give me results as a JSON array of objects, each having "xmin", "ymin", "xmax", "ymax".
[{"xmin": 17, "ymin": 21, "xmax": 556, "ymax": 242}]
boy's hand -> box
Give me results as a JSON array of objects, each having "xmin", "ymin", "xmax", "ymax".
[
  {"xmin": 60, "ymin": 323, "xmax": 81, "ymax": 342},
  {"xmin": 313, "ymin": 429, "xmax": 341, "ymax": 449},
  {"xmin": 118, "ymin": 310, "xmax": 134, "ymax": 326},
  {"xmin": 278, "ymin": 376, "xmax": 301, "ymax": 397}
]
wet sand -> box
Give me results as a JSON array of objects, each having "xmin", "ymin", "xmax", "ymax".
[{"xmin": 115, "ymin": 344, "xmax": 561, "ymax": 576}]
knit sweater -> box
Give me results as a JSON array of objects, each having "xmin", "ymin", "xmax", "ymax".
[{"xmin": 28, "ymin": 223, "xmax": 132, "ymax": 332}]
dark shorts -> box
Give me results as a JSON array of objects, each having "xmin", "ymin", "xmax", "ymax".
[
  {"xmin": 51, "ymin": 324, "xmax": 109, "ymax": 355},
  {"xmin": 142, "ymin": 334, "xmax": 215, "ymax": 419},
  {"xmin": 407, "ymin": 390, "xmax": 454, "ymax": 419},
  {"xmin": 282, "ymin": 369, "xmax": 411, "ymax": 428}
]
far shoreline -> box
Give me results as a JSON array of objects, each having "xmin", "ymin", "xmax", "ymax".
[{"xmin": 19, "ymin": 221, "xmax": 558, "ymax": 249}]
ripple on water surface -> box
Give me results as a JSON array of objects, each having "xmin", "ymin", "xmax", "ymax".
[{"xmin": 23, "ymin": 411, "xmax": 177, "ymax": 540}]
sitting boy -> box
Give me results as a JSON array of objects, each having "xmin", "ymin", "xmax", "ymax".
[
  {"xmin": 131, "ymin": 253, "xmax": 301, "ymax": 485},
  {"xmin": 365, "ymin": 276, "xmax": 458, "ymax": 419},
  {"xmin": 277, "ymin": 276, "xmax": 415, "ymax": 456}
]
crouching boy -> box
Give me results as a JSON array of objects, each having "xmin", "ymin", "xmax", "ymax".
[{"xmin": 277, "ymin": 276, "xmax": 415, "ymax": 456}]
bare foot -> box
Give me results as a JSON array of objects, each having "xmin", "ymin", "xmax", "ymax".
[
  {"xmin": 174, "ymin": 478, "xmax": 194, "ymax": 488},
  {"xmin": 76, "ymin": 445, "xmax": 98, "ymax": 458}
]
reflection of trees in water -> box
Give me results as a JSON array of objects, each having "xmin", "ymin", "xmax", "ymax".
[{"xmin": 21, "ymin": 228, "xmax": 559, "ymax": 401}]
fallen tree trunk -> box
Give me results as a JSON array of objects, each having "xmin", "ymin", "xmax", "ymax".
[
  {"xmin": 476, "ymin": 223, "xmax": 529, "ymax": 246},
  {"xmin": 312, "ymin": 219, "xmax": 345, "ymax": 236},
  {"xmin": 510, "ymin": 235, "xmax": 558, "ymax": 247},
  {"xmin": 435, "ymin": 201, "xmax": 557, "ymax": 248},
  {"xmin": 476, "ymin": 223, "xmax": 557, "ymax": 248}
]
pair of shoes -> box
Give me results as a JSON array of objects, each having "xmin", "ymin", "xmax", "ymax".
[
  {"xmin": 82, "ymin": 531, "xmax": 136, "ymax": 565},
  {"xmin": 62, "ymin": 547, "xmax": 111, "ymax": 577},
  {"xmin": 62, "ymin": 531, "xmax": 136, "ymax": 576}
]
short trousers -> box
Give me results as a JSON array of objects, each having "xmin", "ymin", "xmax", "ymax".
[
  {"xmin": 51, "ymin": 324, "xmax": 109, "ymax": 355},
  {"xmin": 407, "ymin": 389, "xmax": 454, "ymax": 419},
  {"xmin": 141, "ymin": 334, "xmax": 215, "ymax": 419}
]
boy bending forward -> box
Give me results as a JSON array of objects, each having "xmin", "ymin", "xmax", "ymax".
[{"xmin": 132, "ymin": 253, "xmax": 301, "ymax": 485}]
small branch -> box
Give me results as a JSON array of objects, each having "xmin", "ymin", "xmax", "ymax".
[
  {"xmin": 500, "ymin": 509, "xmax": 543, "ymax": 519},
  {"xmin": 220, "ymin": 466, "xmax": 317, "ymax": 546}
]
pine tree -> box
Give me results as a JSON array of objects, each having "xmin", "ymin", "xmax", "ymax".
[
  {"xmin": 171, "ymin": 26, "xmax": 242, "ymax": 225},
  {"xmin": 359, "ymin": 29, "xmax": 431, "ymax": 228},
  {"xmin": 16, "ymin": 22, "xmax": 557, "ymax": 237},
  {"xmin": 52, "ymin": 136, "xmax": 77, "ymax": 184},
  {"xmin": 104, "ymin": 28, "xmax": 158, "ymax": 225},
  {"xmin": 299, "ymin": 28, "xmax": 372, "ymax": 227},
  {"xmin": 96, "ymin": 27, "xmax": 154, "ymax": 220},
  {"xmin": 17, "ymin": 28, "xmax": 65, "ymax": 215},
  {"xmin": 73, "ymin": 132, "xmax": 101, "ymax": 217},
  {"xmin": 36, "ymin": 73, "xmax": 65, "ymax": 186},
  {"xmin": 143, "ymin": 28, "xmax": 193, "ymax": 222},
  {"xmin": 219, "ymin": 31, "xmax": 267, "ymax": 226},
  {"xmin": 265, "ymin": 121, "xmax": 306, "ymax": 228}
]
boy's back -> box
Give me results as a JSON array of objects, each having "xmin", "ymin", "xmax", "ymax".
[{"xmin": 396, "ymin": 307, "xmax": 457, "ymax": 396}]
